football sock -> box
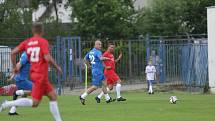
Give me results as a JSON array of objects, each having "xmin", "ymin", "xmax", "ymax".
[
  {"xmin": 97, "ymin": 92, "xmax": 104, "ymax": 99},
  {"xmin": 3, "ymin": 98, "xmax": 33, "ymax": 109},
  {"xmin": 104, "ymin": 94, "xmax": 111, "ymax": 101},
  {"xmin": 16, "ymin": 90, "xmax": 25, "ymax": 96},
  {"xmin": 9, "ymin": 106, "xmax": 16, "ymax": 113},
  {"xmin": 81, "ymin": 92, "xmax": 88, "ymax": 99},
  {"xmin": 49, "ymin": 101, "xmax": 62, "ymax": 121},
  {"xmin": 149, "ymin": 85, "xmax": 153, "ymax": 93},
  {"xmin": 116, "ymin": 83, "xmax": 121, "ymax": 98},
  {"xmin": 98, "ymin": 87, "xmax": 110, "ymax": 99}
]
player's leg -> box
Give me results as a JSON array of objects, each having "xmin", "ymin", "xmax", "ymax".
[
  {"xmin": 0, "ymin": 83, "xmax": 41, "ymax": 112},
  {"xmin": 107, "ymin": 72, "xmax": 126, "ymax": 101},
  {"xmin": 115, "ymin": 79, "xmax": 126, "ymax": 101},
  {"xmin": 80, "ymin": 72, "xmax": 99, "ymax": 105},
  {"xmin": 0, "ymin": 97, "xmax": 33, "ymax": 112},
  {"xmin": 9, "ymin": 80, "xmax": 32, "ymax": 115},
  {"xmin": 46, "ymin": 88, "xmax": 62, "ymax": 121},
  {"xmin": 101, "ymin": 79, "xmax": 112, "ymax": 103},
  {"xmin": 148, "ymin": 80, "xmax": 153, "ymax": 94},
  {"xmin": 0, "ymin": 83, "xmax": 33, "ymax": 113},
  {"xmin": 96, "ymin": 84, "xmax": 112, "ymax": 101},
  {"xmin": 80, "ymin": 86, "xmax": 97, "ymax": 99}
]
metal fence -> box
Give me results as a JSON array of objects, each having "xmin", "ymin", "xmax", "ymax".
[
  {"xmin": 147, "ymin": 35, "xmax": 208, "ymax": 88},
  {"xmin": 0, "ymin": 35, "xmax": 209, "ymax": 92}
]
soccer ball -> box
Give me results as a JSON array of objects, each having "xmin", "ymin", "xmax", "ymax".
[{"xmin": 169, "ymin": 96, "xmax": 178, "ymax": 104}]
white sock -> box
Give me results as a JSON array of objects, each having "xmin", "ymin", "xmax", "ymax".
[
  {"xmin": 116, "ymin": 83, "xmax": 121, "ymax": 98},
  {"xmin": 104, "ymin": 94, "xmax": 110, "ymax": 101},
  {"xmin": 149, "ymin": 85, "xmax": 153, "ymax": 93},
  {"xmin": 16, "ymin": 90, "xmax": 24, "ymax": 96},
  {"xmin": 2, "ymin": 98, "xmax": 33, "ymax": 109},
  {"xmin": 9, "ymin": 106, "xmax": 16, "ymax": 113},
  {"xmin": 98, "ymin": 87, "xmax": 110, "ymax": 99},
  {"xmin": 49, "ymin": 101, "xmax": 62, "ymax": 121},
  {"xmin": 97, "ymin": 92, "xmax": 104, "ymax": 99},
  {"xmin": 81, "ymin": 92, "xmax": 88, "ymax": 99}
]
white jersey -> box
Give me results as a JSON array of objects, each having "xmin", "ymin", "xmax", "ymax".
[{"xmin": 145, "ymin": 65, "xmax": 156, "ymax": 80}]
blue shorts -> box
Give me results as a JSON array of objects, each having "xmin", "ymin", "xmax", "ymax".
[
  {"xmin": 147, "ymin": 80, "xmax": 154, "ymax": 85},
  {"xmin": 92, "ymin": 70, "xmax": 105, "ymax": 87},
  {"xmin": 15, "ymin": 79, "xmax": 33, "ymax": 90}
]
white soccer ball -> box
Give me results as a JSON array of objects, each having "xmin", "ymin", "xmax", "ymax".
[{"xmin": 169, "ymin": 96, "xmax": 178, "ymax": 104}]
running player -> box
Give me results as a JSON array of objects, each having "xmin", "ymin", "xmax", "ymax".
[
  {"xmin": 8, "ymin": 52, "xmax": 32, "ymax": 115},
  {"xmin": 95, "ymin": 43, "xmax": 126, "ymax": 103},
  {"xmin": 79, "ymin": 40, "xmax": 112, "ymax": 105},
  {"xmin": 0, "ymin": 22, "xmax": 63, "ymax": 121}
]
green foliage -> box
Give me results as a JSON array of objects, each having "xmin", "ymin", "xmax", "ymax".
[
  {"xmin": 136, "ymin": 0, "xmax": 215, "ymax": 35},
  {"xmin": 0, "ymin": 0, "xmax": 33, "ymax": 38},
  {"xmin": 70, "ymin": 0, "xmax": 135, "ymax": 40}
]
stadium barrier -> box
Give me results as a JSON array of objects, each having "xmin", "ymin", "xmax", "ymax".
[{"xmin": 0, "ymin": 34, "xmax": 208, "ymax": 93}]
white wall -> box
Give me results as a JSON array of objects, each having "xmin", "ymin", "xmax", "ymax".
[{"xmin": 207, "ymin": 6, "xmax": 215, "ymax": 93}]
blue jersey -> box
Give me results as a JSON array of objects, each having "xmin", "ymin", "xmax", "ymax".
[
  {"xmin": 85, "ymin": 48, "xmax": 104, "ymax": 72},
  {"xmin": 14, "ymin": 52, "xmax": 30, "ymax": 82}
]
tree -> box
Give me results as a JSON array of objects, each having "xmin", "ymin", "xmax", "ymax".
[
  {"xmin": 0, "ymin": 0, "xmax": 33, "ymax": 38},
  {"xmin": 135, "ymin": 0, "xmax": 215, "ymax": 36},
  {"xmin": 70, "ymin": 0, "xmax": 135, "ymax": 40}
]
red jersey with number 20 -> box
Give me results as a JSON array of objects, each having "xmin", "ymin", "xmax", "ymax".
[{"xmin": 17, "ymin": 36, "xmax": 49, "ymax": 80}]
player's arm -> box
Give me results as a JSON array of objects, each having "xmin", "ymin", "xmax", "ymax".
[
  {"xmin": 11, "ymin": 40, "xmax": 26, "ymax": 73},
  {"xmin": 11, "ymin": 47, "xmax": 21, "ymax": 73},
  {"xmin": 84, "ymin": 53, "xmax": 91, "ymax": 68},
  {"xmin": 84, "ymin": 57, "xmax": 91, "ymax": 68},
  {"xmin": 15, "ymin": 52, "xmax": 28, "ymax": 72},
  {"xmin": 105, "ymin": 66, "xmax": 112, "ymax": 70},
  {"xmin": 115, "ymin": 51, "xmax": 122, "ymax": 63},
  {"xmin": 102, "ymin": 53, "xmax": 112, "ymax": 69},
  {"xmin": 15, "ymin": 62, "xmax": 22, "ymax": 72},
  {"xmin": 44, "ymin": 53, "xmax": 62, "ymax": 74},
  {"xmin": 100, "ymin": 51, "xmax": 110, "ymax": 61},
  {"xmin": 41, "ymin": 39, "xmax": 62, "ymax": 74},
  {"xmin": 100, "ymin": 56, "xmax": 110, "ymax": 61}
]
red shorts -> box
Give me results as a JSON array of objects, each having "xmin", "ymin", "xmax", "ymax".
[
  {"xmin": 31, "ymin": 73, "xmax": 54, "ymax": 101},
  {"xmin": 104, "ymin": 70, "xmax": 120, "ymax": 85}
]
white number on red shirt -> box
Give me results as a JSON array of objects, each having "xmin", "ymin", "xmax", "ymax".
[{"xmin": 27, "ymin": 47, "xmax": 40, "ymax": 62}]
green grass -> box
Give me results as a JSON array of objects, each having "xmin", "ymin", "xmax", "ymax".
[{"xmin": 1, "ymin": 91, "xmax": 215, "ymax": 121}]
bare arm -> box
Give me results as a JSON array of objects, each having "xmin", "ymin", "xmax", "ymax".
[
  {"xmin": 44, "ymin": 53, "xmax": 62, "ymax": 74},
  {"xmin": 84, "ymin": 58, "xmax": 91, "ymax": 68},
  {"xmin": 100, "ymin": 56, "xmax": 110, "ymax": 61},
  {"xmin": 105, "ymin": 66, "xmax": 112, "ymax": 70},
  {"xmin": 115, "ymin": 51, "xmax": 122, "ymax": 63},
  {"xmin": 11, "ymin": 47, "xmax": 21, "ymax": 73},
  {"xmin": 16, "ymin": 62, "xmax": 22, "ymax": 71}
]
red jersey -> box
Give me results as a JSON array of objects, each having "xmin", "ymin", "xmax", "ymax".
[
  {"xmin": 103, "ymin": 51, "xmax": 115, "ymax": 71},
  {"xmin": 17, "ymin": 36, "xmax": 49, "ymax": 79}
]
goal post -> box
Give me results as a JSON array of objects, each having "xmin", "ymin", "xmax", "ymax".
[{"xmin": 207, "ymin": 6, "xmax": 215, "ymax": 94}]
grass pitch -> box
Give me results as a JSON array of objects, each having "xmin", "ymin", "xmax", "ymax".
[{"xmin": 0, "ymin": 91, "xmax": 215, "ymax": 121}]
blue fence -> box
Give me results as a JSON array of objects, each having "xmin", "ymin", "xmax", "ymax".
[
  {"xmin": 0, "ymin": 35, "xmax": 209, "ymax": 91},
  {"xmin": 147, "ymin": 36, "xmax": 208, "ymax": 87}
]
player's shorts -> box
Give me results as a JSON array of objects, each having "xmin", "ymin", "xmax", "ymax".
[
  {"xmin": 147, "ymin": 80, "xmax": 154, "ymax": 85},
  {"xmin": 92, "ymin": 70, "xmax": 105, "ymax": 87},
  {"xmin": 31, "ymin": 73, "xmax": 54, "ymax": 101},
  {"xmin": 15, "ymin": 79, "xmax": 32, "ymax": 90},
  {"xmin": 104, "ymin": 70, "xmax": 120, "ymax": 85}
]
